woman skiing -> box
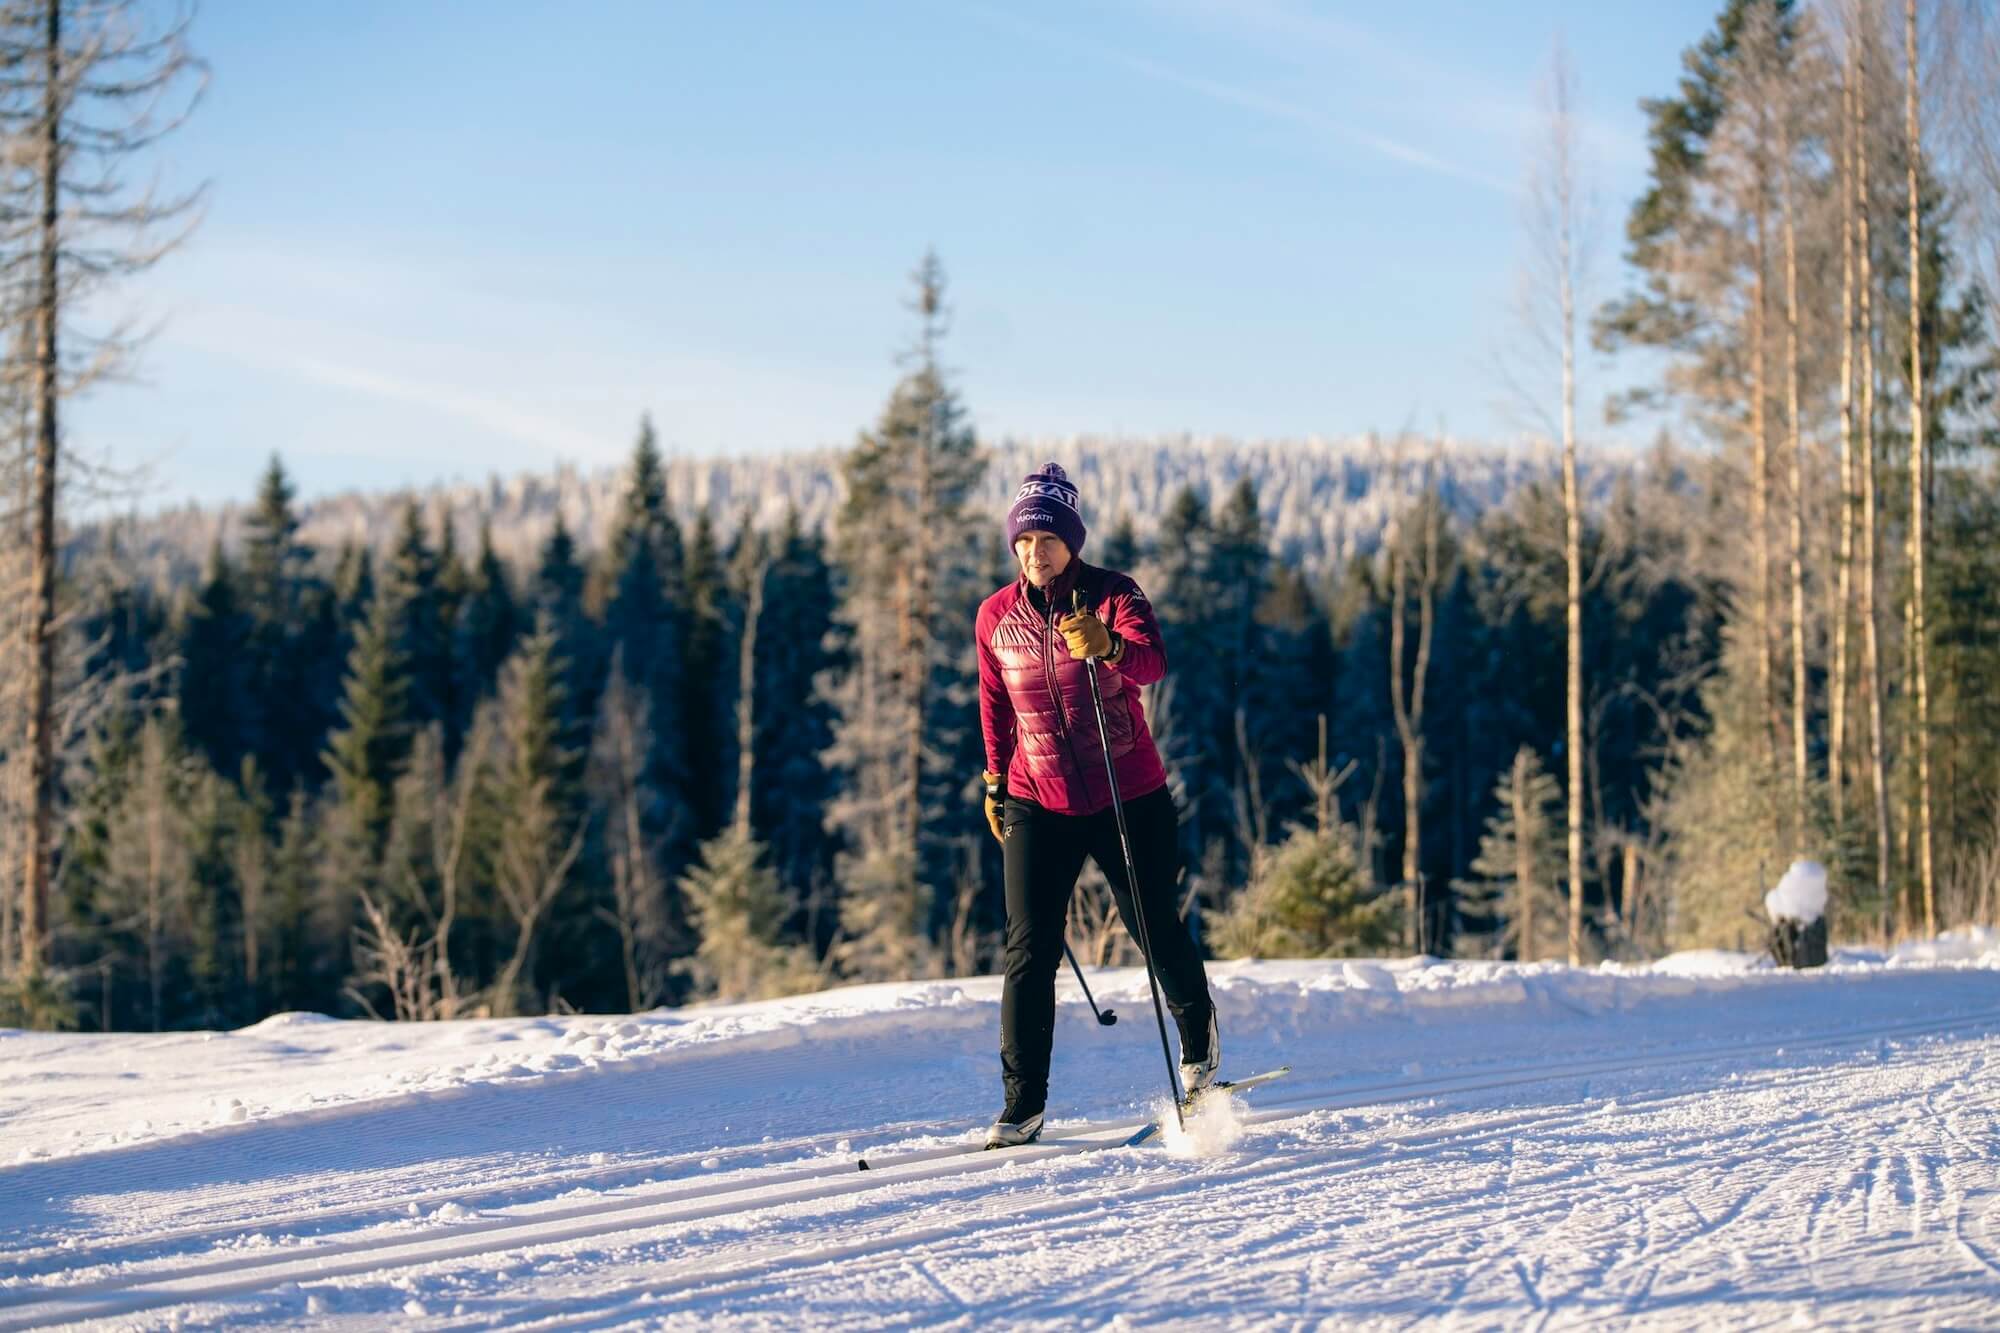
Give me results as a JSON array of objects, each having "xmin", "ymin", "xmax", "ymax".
[{"xmin": 975, "ymin": 462, "xmax": 1218, "ymax": 1148}]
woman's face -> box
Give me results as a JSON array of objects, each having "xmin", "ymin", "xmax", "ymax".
[{"xmin": 1014, "ymin": 531, "xmax": 1072, "ymax": 588}]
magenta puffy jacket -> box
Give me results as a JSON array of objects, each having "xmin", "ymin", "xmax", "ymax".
[{"xmin": 976, "ymin": 560, "xmax": 1170, "ymax": 817}]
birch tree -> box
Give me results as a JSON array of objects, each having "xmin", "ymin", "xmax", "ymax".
[
  {"xmin": 1856, "ymin": 0, "xmax": 1894, "ymax": 916},
  {"xmin": 1904, "ymin": 0, "xmax": 1937, "ymax": 935},
  {"xmin": 1386, "ymin": 455, "xmax": 1443, "ymax": 954},
  {"xmin": 1830, "ymin": 11, "xmax": 1860, "ymax": 835},
  {"xmin": 1513, "ymin": 38, "xmax": 1594, "ymax": 965}
]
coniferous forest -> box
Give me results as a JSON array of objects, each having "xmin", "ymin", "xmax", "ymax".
[{"xmin": 7, "ymin": 0, "xmax": 2000, "ymax": 1031}]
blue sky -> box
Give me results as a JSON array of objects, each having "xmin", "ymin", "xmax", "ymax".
[{"xmin": 77, "ymin": 0, "xmax": 1722, "ymax": 508}]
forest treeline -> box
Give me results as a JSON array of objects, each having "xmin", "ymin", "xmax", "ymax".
[{"xmin": 5, "ymin": 0, "xmax": 2000, "ymax": 1029}]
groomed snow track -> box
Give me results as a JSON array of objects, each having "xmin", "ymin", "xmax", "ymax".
[{"xmin": 4, "ymin": 1000, "xmax": 1995, "ymax": 1330}]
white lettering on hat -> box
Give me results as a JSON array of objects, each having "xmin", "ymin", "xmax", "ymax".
[{"xmin": 1013, "ymin": 481, "xmax": 1079, "ymax": 511}]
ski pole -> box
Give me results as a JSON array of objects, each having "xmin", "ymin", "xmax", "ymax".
[
  {"xmin": 1063, "ymin": 941, "xmax": 1118, "ymax": 1026},
  {"xmin": 1075, "ymin": 590, "xmax": 1186, "ymax": 1129}
]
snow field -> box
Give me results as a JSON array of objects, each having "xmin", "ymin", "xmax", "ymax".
[{"xmin": 1, "ymin": 943, "xmax": 1999, "ymax": 1327}]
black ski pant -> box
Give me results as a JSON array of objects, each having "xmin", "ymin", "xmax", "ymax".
[{"xmin": 999, "ymin": 783, "xmax": 1214, "ymax": 1117}]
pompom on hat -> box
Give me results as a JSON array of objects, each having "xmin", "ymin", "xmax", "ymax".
[{"xmin": 1005, "ymin": 462, "xmax": 1087, "ymax": 557}]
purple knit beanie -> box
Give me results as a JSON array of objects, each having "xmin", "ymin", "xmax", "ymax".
[{"xmin": 1005, "ymin": 462, "xmax": 1087, "ymax": 556}]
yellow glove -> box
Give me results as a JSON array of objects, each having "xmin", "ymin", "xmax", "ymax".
[
  {"xmin": 982, "ymin": 771, "xmax": 1005, "ymax": 843},
  {"xmin": 1057, "ymin": 610, "xmax": 1113, "ymax": 660}
]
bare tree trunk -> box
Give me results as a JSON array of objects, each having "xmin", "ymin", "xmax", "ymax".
[
  {"xmin": 1751, "ymin": 157, "xmax": 1777, "ymax": 822},
  {"xmin": 1558, "ymin": 99, "xmax": 1586, "ymax": 971},
  {"xmin": 1782, "ymin": 110, "xmax": 1811, "ymax": 853},
  {"xmin": 1, "ymin": 398, "xmax": 31, "ymax": 973},
  {"xmin": 1905, "ymin": 0, "xmax": 1936, "ymax": 936},
  {"xmin": 19, "ymin": 0, "xmax": 60, "ymax": 977},
  {"xmin": 1388, "ymin": 457, "xmax": 1439, "ymax": 954},
  {"xmin": 1389, "ymin": 529, "xmax": 1414, "ymax": 948},
  {"xmin": 1621, "ymin": 841, "xmax": 1644, "ymax": 951},
  {"xmin": 1536, "ymin": 41, "xmax": 1584, "ymax": 960},
  {"xmin": 1832, "ymin": 26, "xmax": 1860, "ymax": 833},
  {"xmin": 1858, "ymin": 23, "xmax": 1894, "ymax": 920}
]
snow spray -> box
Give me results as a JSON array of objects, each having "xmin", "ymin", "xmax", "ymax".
[{"xmin": 1157, "ymin": 1091, "xmax": 1249, "ymax": 1159}]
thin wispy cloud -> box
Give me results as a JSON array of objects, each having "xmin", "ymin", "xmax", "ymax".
[
  {"xmin": 1132, "ymin": 0, "xmax": 1646, "ymax": 181},
  {"xmin": 963, "ymin": 3, "xmax": 1514, "ymax": 195},
  {"xmin": 287, "ymin": 356, "xmax": 608, "ymax": 459},
  {"xmin": 1109, "ymin": 47, "xmax": 1514, "ymax": 194}
]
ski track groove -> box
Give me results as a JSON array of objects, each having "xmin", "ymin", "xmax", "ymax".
[
  {"xmin": 2, "ymin": 1013, "xmax": 1911, "ymax": 1287},
  {"xmin": 12, "ymin": 1000, "xmax": 1988, "ymax": 1270},
  {"xmin": 564, "ymin": 1032, "xmax": 1984, "ymax": 1320},
  {"xmin": 347, "ymin": 1037, "xmax": 2000, "ymax": 1328},
  {"xmin": 1, "ymin": 1074, "xmax": 1721, "ymax": 1330}
]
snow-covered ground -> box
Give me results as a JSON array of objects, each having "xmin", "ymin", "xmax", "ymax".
[{"xmin": 4, "ymin": 937, "xmax": 2000, "ymax": 1330}]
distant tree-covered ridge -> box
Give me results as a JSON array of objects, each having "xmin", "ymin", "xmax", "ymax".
[{"xmin": 76, "ymin": 435, "xmax": 1641, "ymax": 595}]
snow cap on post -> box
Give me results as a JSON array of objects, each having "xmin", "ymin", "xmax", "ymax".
[
  {"xmin": 1764, "ymin": 859, "xmax": 1829, "ymax": 925},
  {"xmin": 1006, "ymin": 461, "xmax": 1086, "ymax": 557}
]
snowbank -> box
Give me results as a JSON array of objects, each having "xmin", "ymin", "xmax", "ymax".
[
  {"xmin": 3, "ymin": 935, "xmax": 1997, "ymax": 1169},
  {"xmin": 1890, "ymin": 925, "xmax": 2000, "ymax": 965}
]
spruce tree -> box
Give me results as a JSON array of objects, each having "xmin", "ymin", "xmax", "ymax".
[
  {"xmin": 456, "ymin": 516, "xmax": 521, "ymax": 722},
  {"xmin": 677, "ymin": 824, "xmax": 817, "ymax": 1002},
  {"xmin": 241, "ymin": 456, "xmax": 306, "ymax": 620},
  {"xmin": 1095, "ymin": 512, "xmax": 1142, "ymax": 575},
  {"xmin": 268, "ymin": 788, "xmax": 317, "ymax": 1012},
  {"xmin": 821, "ymin": 253, "xmax": 984, "ymax": 981},
  {"xmin": 486, "ymin": 622, "xmax": 586, "ymax": 1015},
  {"xmin": 1152, "ymin": 486, "xmax": 1225, "ymax": 872},
  {"xmin": 323, "ymin": 586, "xmax": 412, "ymax": 852},
  {"xmin": 1464, "ymin": 746, "xmax": 1567, "ymax": 963},
  {"xmin": 333, "ymin": 541, "xmax": 374, "ymax": 627},
  {"xmin": 754, "ymin": 511, "xmax": 839, "ymax": 936},
  {"xmin": 177, "ymin": 542, "xmax": 253, "ymax": 778},
  {"xmin": 1211, "ymin": 478, "xmax": 1275, "ymax": 880},
  {"xmin": 383, "ymin": 498, "xmax": 450, "ymax": 738},
  {"xmin": 595, "ymin": 424, "xmax": 692, "ymax": 957},
  {"xmin": 238, "ymin": 456, "xmax": 326, "ymax": 796},
  {"xmin": 434, "ymin": 508, "xmax": 471, "ymax": 750},
  {"xmin": 534, "ymin": 512, "xmax": 588, "ymax": 681},
  {"xmin": 682, "ymin": 507, "xmax": 728, "ymax": 840},
  {"xmin": 233, "ymin": 757, "xmax": 274, "ymax": 1005},
  {"xmin": 1212, "ymin": 824, "xmax": 1394, "ymax": 960},
  {"xmin": 182, "ymin": 766, "xmax": 245, "ymax": 1028}
]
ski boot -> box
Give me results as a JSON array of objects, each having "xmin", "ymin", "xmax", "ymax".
[
  {"xmin": 985, "ymin": 1107, "xmax": 1045, "ymax": 1149},
  {"xmin": 1179, "ymin": 1008, "xmax": 1221, "ymax": 1102}
]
